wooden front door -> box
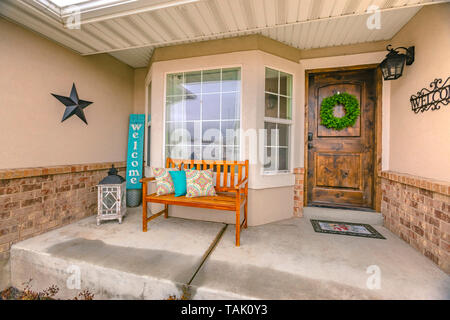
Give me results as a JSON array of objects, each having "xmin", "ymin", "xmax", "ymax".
[{"xmin": 307, "ymin": 68, "xmax": 376, "ymax": 209}]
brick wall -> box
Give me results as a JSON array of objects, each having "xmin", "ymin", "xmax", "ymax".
[
  {"xmin": 0, "ymin": 162, "xmax": 126, "ymax": 288},
  {"xmin": 294, "ymin": 167, "xmax": 305, "ymax": 217},
  {"xmin": 381, "ymin": 171, "xmax": 450, "ymax": 274}
]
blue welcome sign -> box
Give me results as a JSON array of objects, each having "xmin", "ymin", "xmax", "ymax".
[{"xmin": 126, "ymin": 114, "xmax": 145, "ymax": 189}]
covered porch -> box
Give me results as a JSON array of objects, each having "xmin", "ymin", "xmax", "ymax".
[{"xmin": 1, "ymin": 0, "xmax": 449, "ymax": 297}]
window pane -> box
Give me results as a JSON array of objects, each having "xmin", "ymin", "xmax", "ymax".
[
  {"xmin": 222, "ymin": 92, "xmax": 239, "ymax": 120},
  {"xmin": 202, "ymin": 93, "xmax": 220, "ymax": 120},
  {"xmin": 265, "ymin": 93, "xmax": 278, "ymax": 118},
  {"xmin": 165, "ymin": 68, "xmax": 240, "ymax": 161},
  {"xmin": 279, "ymin": 72, "xmax": 292, "ymax": 96},
  {"xmin": 203, "ymin": 145, "xmax": 221, "ymax": 160},
  {"xmin": 264, "ymin": 147, "xmax": 276, "ymax": 171},
  {"xmin": 166, "ymin": 145, "xmax": 191, "ymax": 159},
  {"xmin": 165, "ymin": 146, "xmax": 171, "ymax": 159},
  {"xmin": 265, "ymin": 122, "xmax": 277, "ymax": 147},
  {"xmin": 263, "ymin": 67, "xmax": 292, "ymax": 172},
  {"xmin": 279, "ymin": 148, "xmax": 289, "ymax": 171},
  {"xmin": 166, "ymin": 122, "xmax": 180, "ymax": 145},
  {"xmin": 278, "ymin": 123, "xmax": 289, "ymax": 147},
  {"xmin": 185, "ymin": 121, "xmax": 201, "ymax": 145},
  {"xmin": 202, "ymin": 121, "xmax": 221, "ymax": 145},
  {"xmin": 166, "ymin": 96, "xmax": 183, "ymax": 121},
  {"xmin": 189, "ymin": 146, "xmax": 202, "ymax": 160},
  {"xmin": 222, "ymin": 68, "xmax": 240, "ymax": 92},
  {"xmin": 279, "ymin": 96, "xmax": 292, "ymax": 120},
  {"xmin": 203, "ymin": 69, "xmax": 221, "ymax": 93},
  {"xmin": 221, "ymin": 120, "xmax": 239, "ymax": 146},
  {"xmin": 224, "ymin": 146, "xmax": 239, "ymax": 161},
  {"xmin": 167, "ymin": 73, "xmax": 184, "ymax": 96},
  {"xmin": 185, "ymin": 71, "xmax": 201, "ymax": 94},
  {"xmin": 166, "ymin": 122, "xmax": 194, "ymax": 145},
  {"xmin": 185, "ymin": 95, "xmax": 201, "ymax": 121},
  {"xmin": 265, "ymin": 68, "xmax": 278, "ymax": 94}
]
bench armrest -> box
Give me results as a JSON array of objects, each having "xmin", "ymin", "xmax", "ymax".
[
  {"xmin": 235, "ymin": 178, "xmax": 248, "ymax": 190},
  {"xmin": 140, "ymin": 177, "xmax": 156, "ymax": 183}
]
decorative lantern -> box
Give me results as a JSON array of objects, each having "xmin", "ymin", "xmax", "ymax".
[
  {"xmin": 97, "ymin": 165, "xmax": 126, "ymax": 225},
  {"xmin": 380, "ymin": 45, "xmax": 415, "ymax": 81}
]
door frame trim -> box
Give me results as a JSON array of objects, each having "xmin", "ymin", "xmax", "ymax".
[{"xmin": 304, "ymin": 64, "xmax": 382, "ymax": 211}]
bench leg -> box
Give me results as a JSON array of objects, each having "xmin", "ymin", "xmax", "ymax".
[
  {"xmin": 142, "ymin": 181, "xmax": 148, "ymax": 232},
  {"xmin": 142, "ymin": 200, "xmax": 148, "ymax": 232},
  {"xmin": 164, "ymin": 204, "xmax": 169, "ymax": 219},
  {"xmin": 244, "ymin": 200, "xmax": 248, "ymax": 229},
  {"xmin": 235, "ymin": 206, "xmax": 240, "ymax": 247}
]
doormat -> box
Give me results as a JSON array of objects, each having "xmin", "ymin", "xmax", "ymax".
[{"xmin": 310, "ymin": 219, "xmax": 386, "ymax": 239}]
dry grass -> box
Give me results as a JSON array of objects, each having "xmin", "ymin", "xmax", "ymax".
[{"xmin": 0, "ymin": 279, "xmax": 94, "ymax": 300}]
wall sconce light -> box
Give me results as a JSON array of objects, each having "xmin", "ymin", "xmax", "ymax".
[{"xmin": 380, "ymin": 45, "xmax": 415, "ymax": 80}]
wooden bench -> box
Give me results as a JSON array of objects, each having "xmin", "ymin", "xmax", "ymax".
[{"xmin": 140, "ymin": 158, "xmax": 249, "ymax": 246}]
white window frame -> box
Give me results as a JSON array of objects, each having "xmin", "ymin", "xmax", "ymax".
[
  {"xmin": 163, "ymin": 66, "xmax": 243, "ymax": 162},
  {"xmin": 263, "ymin": 67, "xmax": 293, "ymax": 174}
]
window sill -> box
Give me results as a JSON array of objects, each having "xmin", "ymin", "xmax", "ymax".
[{"xmin": 261, "ymin": 170, "xmax": 293, "ymax": 176}]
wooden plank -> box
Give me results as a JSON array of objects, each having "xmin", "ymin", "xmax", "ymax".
[
  {"xmin": 223, "ymin": 164, "xmax": 228, "ymax": 188},
  {"xmin": 145, "ymin": 192, "xmax": 240, "ymax": 210},
  {"xmin": 230, "ymin": 163, "xmax": 235, "ymax": 187},
  {"xmin": 146, "ymin": 208, "xmax": 166, "ymax": 222},
  {"xmin": 216, "ymin": 163, "xmax": 221, "ymax": 188},
  {"xmin": 238, "ymin": 165, "xmax": 242, "ymax": 184}
]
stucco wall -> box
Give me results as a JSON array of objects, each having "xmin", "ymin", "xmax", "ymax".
[
  {"xmin": 388, "ymin": 4, "xmax": 450, "ymax": 181},
  {"xmin": 133, "ymin": 68, "xmax": 147, "ymax": 114},
  {"xmin": 148, "ymin": 50, "xmax": 301, "ymax": 225},
  {"xmin": 0, "ymin": 18, "xmax": 135, "ymax": 169}
]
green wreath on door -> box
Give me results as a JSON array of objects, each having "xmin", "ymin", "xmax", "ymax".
[{"xmin": 320, "ymin": 92, "xmax": 360, "ymax": 130}]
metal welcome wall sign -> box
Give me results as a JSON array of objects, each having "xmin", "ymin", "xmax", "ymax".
[
  {"xmin": 126, "ymin": 114, "xmax": 146, "ymax": 189},
  {"xmin": 410, "ymin": 77, "xmax": 450, "ymax": 113}
]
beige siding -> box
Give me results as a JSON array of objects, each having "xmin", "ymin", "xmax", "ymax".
[
  {"xmin": 133, "ymin": 67, "xmax": 147, "ymax": 114},
  {"xmin": 0, "ymin": 18, "xmax": 135, "ymax": 169},
  {"xmin": 388, "ymin": 3, "xmax": 450, "ymax": 181}
]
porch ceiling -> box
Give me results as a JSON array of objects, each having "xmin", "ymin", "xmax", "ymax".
[{"xmin": 0, "ymin": 0, "xmax": 446, "ymax": 68}]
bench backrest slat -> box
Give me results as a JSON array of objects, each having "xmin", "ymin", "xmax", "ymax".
[
  {"xmin": 223, "ymin": 164, "xmax": 228, "ymax": 188},
  {"xmin": 166, "ymin": 158, "xmax": 248, "ymax": 192},
  {"xmin": 230, "ymin": 163, "xmax": 235, "ymax": 188}
]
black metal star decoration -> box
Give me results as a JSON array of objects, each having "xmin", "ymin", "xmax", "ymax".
[{"xmin": 51, "ymin": 83, "xmax": 92, "ymax": 125}]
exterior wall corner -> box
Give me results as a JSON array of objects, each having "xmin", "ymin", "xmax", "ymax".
[{"xmin": 294, "ymin": 167, "xmax": 305, "ymax": 218}]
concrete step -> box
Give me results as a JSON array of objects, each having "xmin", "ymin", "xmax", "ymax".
[
  {"xmin": 9, "ymin": 208, "xmax": 450, "ymax": 300},
  {"xmin": 10, "ymin": 208, "xmax": 226, "ymax": 300},
  {"xmin": 303, "ymin": 206, "xmax": 384, "ymax": 225}
]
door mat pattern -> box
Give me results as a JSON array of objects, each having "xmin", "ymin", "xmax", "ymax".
[{"xmin": 310, "ymin": 219, "xmax": 386, "ymax": 239}]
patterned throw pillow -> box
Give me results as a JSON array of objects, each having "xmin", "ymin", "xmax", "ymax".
[
  {"xmin": 185, "ymin": 169, "xmax": 217, "ymax": 198},
  {"xmin": 152, "ymin": 168, "xmax": 178, "ymax": 196}
]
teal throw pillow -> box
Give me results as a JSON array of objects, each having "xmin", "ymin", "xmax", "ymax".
[{"xmin": 169, "ymin": 170, "xmax": 187, "ymax": 197}]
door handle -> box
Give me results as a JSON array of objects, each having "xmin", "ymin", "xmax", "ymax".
[{"xmin": 308, "ymin": 142, "xmax": 313, "ymax": 150}]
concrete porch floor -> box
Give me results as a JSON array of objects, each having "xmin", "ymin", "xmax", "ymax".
[{"xmin": 10, "ymin": 207, "xmax": 450, "ymax": 300}]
